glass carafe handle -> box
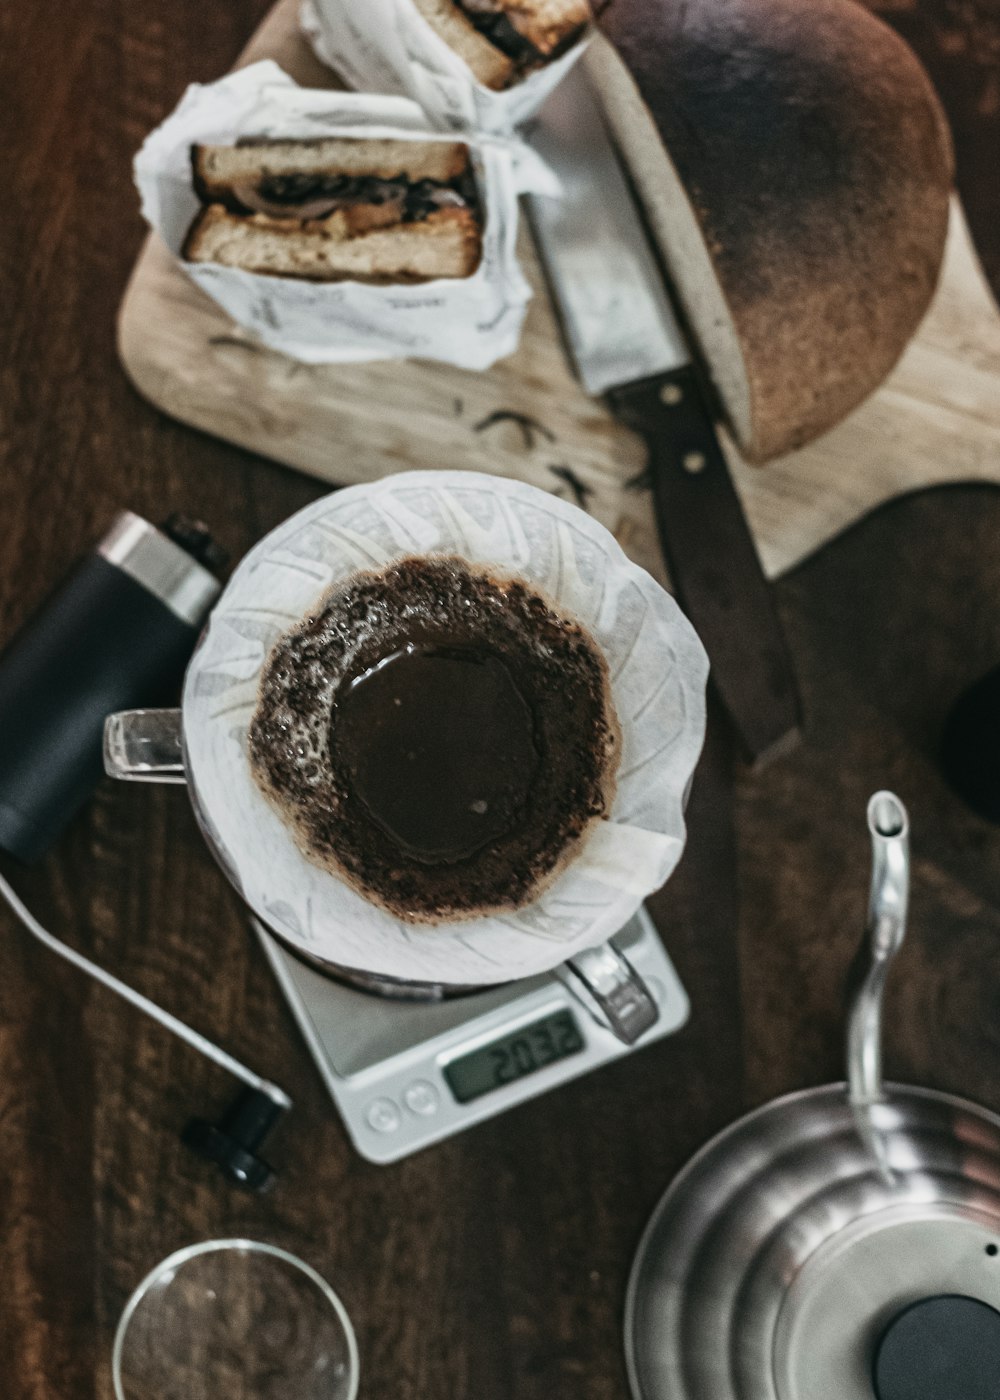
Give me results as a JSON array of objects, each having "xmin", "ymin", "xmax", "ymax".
[
  {"xmin": 563, "ymin": 940, "xmax": 659, "ymax": 1045},
  {"xmin": 103, "ymin": 709, "xmax": 186, "ymax": 784}
]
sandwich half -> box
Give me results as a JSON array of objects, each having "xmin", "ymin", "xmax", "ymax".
[
  {"xmin": 183, "ymin": 137, "xmax": 483, "ymax": 284},
  {"xmin": 412, "ymin": 0, "xmax": 590, "ymax": 90}
]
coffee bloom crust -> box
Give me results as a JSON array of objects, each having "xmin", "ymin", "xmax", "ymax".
[{"xmin": 247, "ymin": 555, "xmax": 621, "ymax": 924}]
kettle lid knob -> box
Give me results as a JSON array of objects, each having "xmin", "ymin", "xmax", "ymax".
[{"xmin": 873, "ymin": 1293, "xmax": 1000, "ymax": 1400}]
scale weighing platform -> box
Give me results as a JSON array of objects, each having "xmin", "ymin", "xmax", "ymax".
[{"xmin": 256, "ymin": 908, "xmax": 688, "ymax": 1163}]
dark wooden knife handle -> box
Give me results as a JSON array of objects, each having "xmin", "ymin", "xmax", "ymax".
[{"xmin": 610, "ymin": 366, "xmax": 801, "ymax": 765}]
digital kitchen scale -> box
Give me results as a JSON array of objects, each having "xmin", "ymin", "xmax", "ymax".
[{"xmin": 256, "ymin": 907, "xmax": 688, "ymax": 1163}]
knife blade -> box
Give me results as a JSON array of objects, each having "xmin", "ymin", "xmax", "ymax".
[{"xmin": 526, "ymin": 65, "xmax": 801, "ymax": 766}]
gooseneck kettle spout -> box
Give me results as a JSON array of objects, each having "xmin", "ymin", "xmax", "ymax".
[{"xmin": 846, "ymin": 791, "xmax": 911, "ymax": 1106}]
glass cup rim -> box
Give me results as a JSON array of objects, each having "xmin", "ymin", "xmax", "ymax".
[{"xmin": 111, "ymin": 1236, "xmax": 360, "ymax": 1400}]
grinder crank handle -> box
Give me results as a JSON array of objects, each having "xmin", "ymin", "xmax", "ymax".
[
  {"xmin": 610, "ymin": 366, "xmax": 801, "ymax": 767},
  {"xmin": 845, "ymin": 791, "xmax": 911, "ymax": 1106}
]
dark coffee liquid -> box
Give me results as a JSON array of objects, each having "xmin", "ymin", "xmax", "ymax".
[
  {"xmin": 248, "ymin": 557, "xmax": 619, "ymax": 924},
  {"xmin": 336, "ymin": 645, "xmax": 539, "ymax": 862}
]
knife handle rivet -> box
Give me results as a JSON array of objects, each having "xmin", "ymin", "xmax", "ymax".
[
  {"xmin": 659, "ymin": 383, "xmax": 684, "ymax": 407},
  {"xmin": 683, "ymin": 451, "xmax": 707, "ymax": 474}
]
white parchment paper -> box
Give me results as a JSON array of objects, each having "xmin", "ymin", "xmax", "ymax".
[
  {"xmin": 182, "ymin": 473, "xmax": 708, "ymax": 986},
  {"xmin": 133, "ymin": 61, "xmax": 556, "ymax": 367},
  {"xmin": 301, "ymin": 0, "xmax": 588, "ymax": 134}
]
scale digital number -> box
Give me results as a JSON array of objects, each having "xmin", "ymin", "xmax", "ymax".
[{"xmin": 442, "ymin": 1008, "xmax": 585, "ymax": 1103}]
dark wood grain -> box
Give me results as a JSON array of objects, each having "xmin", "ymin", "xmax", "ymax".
[
  {"xmin": 1, "ymin": 3, "xmax": 999, "ymax": 1398},
  {"xmin": 867, "ymin": 0, "xmax": 1000, "ymax": 301}
]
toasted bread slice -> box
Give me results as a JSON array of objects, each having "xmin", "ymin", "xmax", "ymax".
[
  {"xmin": 411, "ymin": 0, "xmax": 516, "ymax": 90},
  {"xmin": 496, "ymin": 0, "xmax": 590, "ymax": 56},
  {"xmin": 183, "ymin": 204, "xmax": 482, "ymax": 283},
  {"xmin": 192, "ymin": 138, "xmax": 471, "ymax": 203}
]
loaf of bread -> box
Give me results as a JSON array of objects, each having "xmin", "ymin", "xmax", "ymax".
[
  {"xmin": 184, "ymin": 137, "xmax": 482, "ymax": 283},
  {"xmin": 588, "ymin": 0, "xmax": 954, "ymax": 462}
]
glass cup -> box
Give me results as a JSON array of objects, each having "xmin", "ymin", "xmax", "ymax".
[{"xmin": 112, "ymin": 1239, "xmax": 359, "ymax": 1400}]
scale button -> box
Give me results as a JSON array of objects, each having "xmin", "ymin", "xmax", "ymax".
[
  {"xmin": 365, "ymin": 1098, "xmax": 402, "ymax": 1134},
  {"xmin": 404, "ymin": 1080, "xmax": 440, "ymax": 1117}
]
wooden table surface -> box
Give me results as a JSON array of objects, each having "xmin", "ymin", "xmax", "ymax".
[{"xmin": 2, "ymin": 3, "xmax": 1000, "ymax": 1396}]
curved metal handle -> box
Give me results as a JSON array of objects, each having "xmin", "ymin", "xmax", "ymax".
[
  {"xmin": 103, "ymin": 709, "xmax": 186, "ymax": 784},
  {"xmin": 846, "ymin": 792, "xmax": 910, "ymax": 1105},
  {"xmin": 563, "ymin": 940, "xmax": 659, "ymax": 1045}
]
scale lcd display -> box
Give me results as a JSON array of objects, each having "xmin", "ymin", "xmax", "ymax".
[{"xmin": 442, "ymin": 1008, "xmax": 585, "ymax": 1104}]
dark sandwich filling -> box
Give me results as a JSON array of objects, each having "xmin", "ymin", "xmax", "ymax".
[{"xmin": 222, "ymin": 170, "xmax": 479, "ymax": 226}]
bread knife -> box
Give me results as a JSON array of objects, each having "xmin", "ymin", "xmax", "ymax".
[{"xmin": 526, "ymin": 66, "xmax": 800, "ymax": 765}]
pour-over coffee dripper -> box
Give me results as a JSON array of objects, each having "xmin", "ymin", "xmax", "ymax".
[{"xmin": 102, "ymin": 474, "xmax": 710, "ymax": 1043}]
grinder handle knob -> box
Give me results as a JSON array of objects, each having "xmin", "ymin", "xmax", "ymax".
[{"xmin": 183, "ymin": 1087, "xmax": 287, "ymax": 1192}]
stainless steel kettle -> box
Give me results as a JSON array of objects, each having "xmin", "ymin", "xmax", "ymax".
[{"xmin": 627, "ymin": 792, "xmax": 1000, "ymax": 1400}]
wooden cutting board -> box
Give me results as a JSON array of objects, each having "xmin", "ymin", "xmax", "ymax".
[{"xmin": 118, "ymin": 0, "xmax": 1000, "ymax": 586}]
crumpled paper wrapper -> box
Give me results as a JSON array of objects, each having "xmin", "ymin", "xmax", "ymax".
[
  {"xmin": 183, "ymin": 473, "xmax": 708, "ymax": 986},
  {"xmin": 133, "ymin": 61, "xmax": 556, "ymax": 368},
  {"xmin": 301, "ymin": 0, "xmax": 588, "ymax": 134}
]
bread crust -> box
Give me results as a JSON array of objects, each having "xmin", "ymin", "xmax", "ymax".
[
  {"xmin": 592, "ymin": 0, "xmax": 954, "ymax": 462},
  {"xmin": 499, "ymin": 0, "xmax": 590, "ymax": 56},
  {"xmin": 192, "ymin": 138, "xmax": 471, "ymax": 203},
  {"xmin": 411, "ymin": 0, "xmax": 515, "ymax": 89},
  {"xmin": 183, "ymin": 204, "xmax": 482, "ymax": 283},
  {"xmin": 411, "ymin": 0, "xmax": 588, "ymax": 89}
]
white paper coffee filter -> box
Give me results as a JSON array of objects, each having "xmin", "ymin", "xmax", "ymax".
[
  {"xmin": 183, "ymin": 473, "xmax": 708, "ymax": 985},
  {"xmin": 133, "ymin": 62, "xmax": 555, "ymax": 368},
  {"xmin": 301, "ymin": 0, "xmax": 588, "ymax": 135}
]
